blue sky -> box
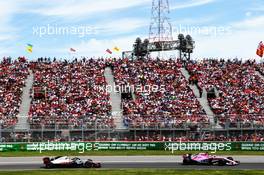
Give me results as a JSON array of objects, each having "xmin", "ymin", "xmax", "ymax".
[{"xmin": 0, "ymin": 0, "xmax": 263, "ymax": 60}]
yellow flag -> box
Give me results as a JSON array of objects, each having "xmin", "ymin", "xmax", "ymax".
[
  {"xmin": 113, "ymin": 46, "xmax": 120, "ymax": 52},
  {"xmin": 26, "ymin": 44, "xmax": 33, "ymax": 53}
]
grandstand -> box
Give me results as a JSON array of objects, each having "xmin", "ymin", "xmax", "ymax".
[
  {"xmin": 28, "ymin": 59, "xmax": 113, "ymax": 130},
  {"xmin": 0, "ymin": 57, "xmax": 263, "ymax": 142},
  {"xmin": 0, "ymin": 57, "xmax": 29, "ymax": 129}
]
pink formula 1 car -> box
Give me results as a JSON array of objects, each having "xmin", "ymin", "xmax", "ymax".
[{"xmin": 182, "ymin": 153, "xmax": 240, "ymax": 166}]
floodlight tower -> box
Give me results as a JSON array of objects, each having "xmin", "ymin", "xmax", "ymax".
[
  {"xmin": 149, "ymin": 0, "xmax": 173, "ymax": 42},
  {"xmin": 125, "ymin": 0, "xmax": 195, "ymax": 60}
]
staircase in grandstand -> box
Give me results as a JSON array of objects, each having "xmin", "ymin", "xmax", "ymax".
[
  {"xmin": 180, "ymin": 67, "xmax": 220, "ymax": 128},
  {"xmin": 15, "ymin": 70, "xmax": 33, "ymax": 130},
  {"xmin": 104, "ymin": 67, "xmax": 126, "ymax": 129}
]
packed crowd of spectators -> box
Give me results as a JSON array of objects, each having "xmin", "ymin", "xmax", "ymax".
[
  {"xmin": 1, "ymin": 56, "xmax": 264, "ymax": 133},
  {"xmin": 113, "ymin": 58, "xmax": 208, "ymax": 128},
  {"xmin": 28, "ymin": 59, "xmax": 114, "ymax": 129},
  {"xmin": 256, "ymin": 62, "xmax": 264, "ymax": 76},
  {"xmin": 0, "ymin": 57, "xmax": 29, "ymax": 128},
  {"xmin": 186, "ymin": 59, "xmax": 264, "ymax": 128},
  {"xmin": 3, "ymin": 131, "xmax": 263, "ymax": 142},
  {"xmin": 125, "ymin": 133, "xmax": 264, "ymax": 142}
]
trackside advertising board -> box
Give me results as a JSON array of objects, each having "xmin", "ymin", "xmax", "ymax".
[
  {"xmin": 0, "ymin": 142, "xmax": 263, "ymax": 152},
  {"xmin": 0, "ymin": 144, "xmax": 20, "ymax": 152},
  {"xmin": 26, "ymin": 142, "xmax": 160, "ymax": 153}
]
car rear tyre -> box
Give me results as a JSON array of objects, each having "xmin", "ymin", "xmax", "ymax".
[
  {"xmin": 182, "ymin": 157, "xmax": 192, "ymax": 165},
  {"xmin": 208, "ymin": 159, "xmax": 213, "ymax": 165},
  {"xmin": 46, "ymin": 163, "xmax": 53, "ymax": 169},
  {"xmin": 84, "ymin": 162, "xmax": 92, "ymax": 168},
  {"xmin": 218, "ymin": 160, "xmax": 226, "ymax": 166}
]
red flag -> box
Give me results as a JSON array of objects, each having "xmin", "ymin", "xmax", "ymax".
[
  {"xmin": 70, "ymin": 48, "xmax": 76, "ymax": 52},
  {"xmin": 256, "ymin": 41, "xmax": 264, "ymax": 57},
  {"xmin": 106, "ymin": 49, "xmax": 112, "ymax": 54}
]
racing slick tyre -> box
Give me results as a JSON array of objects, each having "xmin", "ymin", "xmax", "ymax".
[
  {"xmin": 208, "ymin": 159, "xmax": 213, "ymax": 165},
  {"xmin": 218, "ymin": 159, "xmax": 226, "ymax": 166},
  {"xmin": 84, "ymin": 161, "xmax": 93, "ymax": 168},
  {"xmin": 72, "ymin": 162, "xmax": 82, "ymax": 168},
  {"xmin": 45, "ymin": 163, "xmax": 53, "ymax": 169},
  {"xmin": 94, "ymin": 163, "xmax": 102, "ymax": 168},
  {"xmin": 182, "ymin": 154, "xmax": 193, "ymax": 165},
  {"xmin": 182, "ymin": 158, "xmax": 191, "ymax": 165}
]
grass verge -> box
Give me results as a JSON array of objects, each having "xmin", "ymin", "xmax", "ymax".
[{"xmin": 1, "ymin": 170, "xmax": 264, "ymax": 175}]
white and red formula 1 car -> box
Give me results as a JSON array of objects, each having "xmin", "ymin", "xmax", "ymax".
[{"xmin": 43, "ymin": 156, "xmax": 101, "ymax": 168}]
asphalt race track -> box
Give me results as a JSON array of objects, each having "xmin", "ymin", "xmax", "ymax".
[
  {"xmin": 0, "ymin": 156, "xmax": 263, "ymax": 170},
  {"xmin": 0, "ymin": 162, "xmax": 264, "ymax": 170}
]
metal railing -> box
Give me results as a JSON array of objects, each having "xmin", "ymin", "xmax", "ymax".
[{"xmin": 0, "ymin": 115, "xmax": 263, "ymax": 142}]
